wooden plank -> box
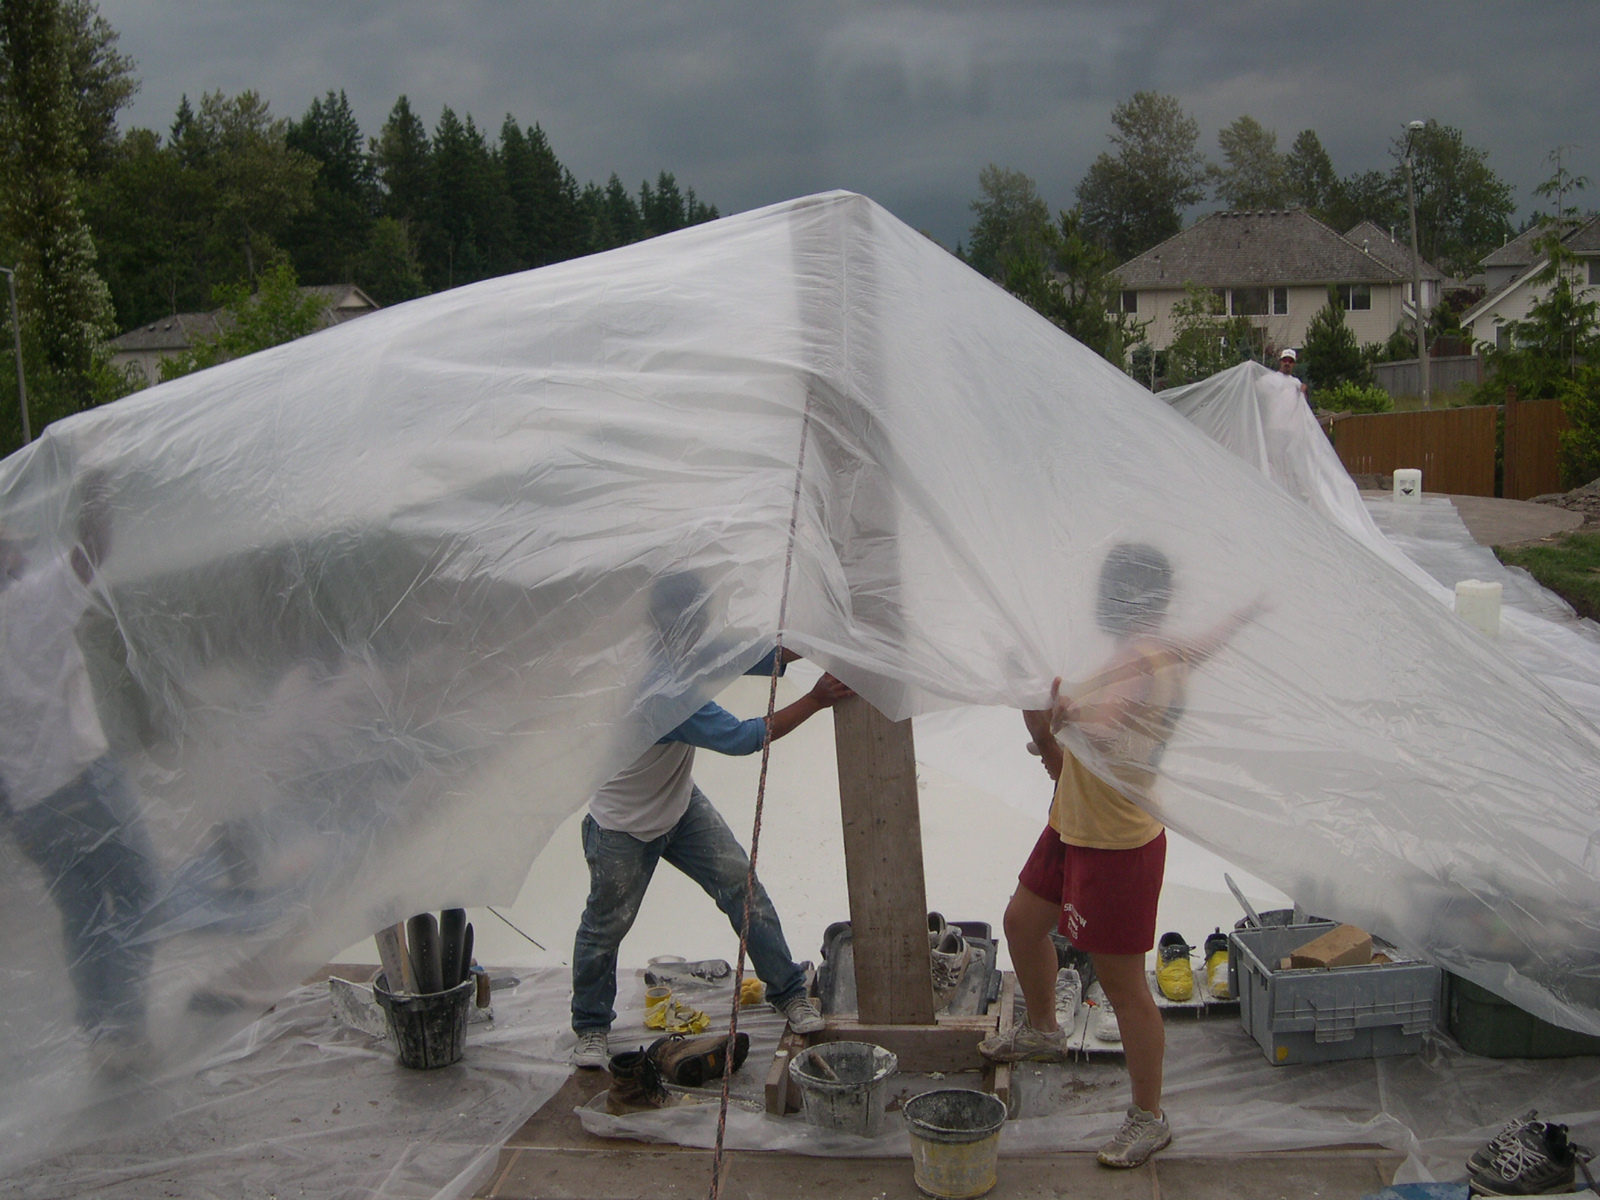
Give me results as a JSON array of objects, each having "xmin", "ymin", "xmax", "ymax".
[
  {"xmin": 815, "ymin": 1016, "xmax": 995, "ymax": 1073},
  {"xmin": 833, "ymin": 695, "xmax": 936, "ymax": 1026},
  {"xmin": 982, "ymin": 972, "xmax": 1018, "ymax": 1115},
  {"xmin": 765, "ymin": 1026, "xmax": 809, "ymax": 1115}
]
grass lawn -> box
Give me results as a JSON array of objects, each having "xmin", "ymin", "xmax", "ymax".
[{"xmin": 1495, "ymin": 531, "xmax": 1600, "ymax": 621}]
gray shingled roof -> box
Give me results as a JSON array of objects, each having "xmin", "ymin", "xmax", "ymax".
[
  {"xmin": 108, "ymin": 312, "xmax": 220, "ymax": 353},
  {"xmin": 1342, "ymin": 221, "xmax": 1446, "ymax": 282},
  {"xmin": 1479, "ymin": 219, "xmax": 1581, "ymax": 269},
  {"xmin": 109, "ymin": 286, "xmax": 380, "ymax": 351},
  {"xmin": 1564, "ymin": 214, "xmax": 1600, "ymax": 253},
  {"xmin": 1114, "ymin": 209, "xmax": 1404, "ymax": 289}
]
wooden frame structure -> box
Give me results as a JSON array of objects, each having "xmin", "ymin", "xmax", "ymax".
[{"xmin": 765, "ymin": 695, "xmax": 1013, "ymax": 1114}]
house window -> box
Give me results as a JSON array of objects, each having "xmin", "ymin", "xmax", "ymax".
[
  {"xmin": 1273, "ymin": 287, "xmax": 1288, "ymax": 314},
  {"xmin": 1337, "ymin": 284, "xmax": 1372, "ymax": 311},
  {"xmin": 1121, "ymin": 290, "xmax": 1138, "ymax": 313},
  {"xmin": 1231, "ymin": 287, "xmax": 1269, "ymax": 316},
  {"xmin": 1496, "ymin": 325, "xmax": 1511, "ymax": 352},
  {"xmin": 1589, "ymin": 259, "xmax": 1600, "ymax": 286}
]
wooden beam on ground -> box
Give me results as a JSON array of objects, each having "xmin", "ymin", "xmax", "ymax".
[
  {"xmin": 982, "ymin": 972, "xmax": 1018, "ymax": 1115},
  {"xmin": 764, "ymin": 1026, "xmax": 810, "ymax": 1115},
  {"xmin": 814, "ymin": 1014, "xmax": 996, "ymax": 1074},
  {"xmin": 833, "ymin": 695, "xmax": 936, "ymax": 1026}
]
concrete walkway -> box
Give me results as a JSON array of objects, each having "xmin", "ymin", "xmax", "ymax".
[
  {"xmin": 475, "ymin": 1073, "xmax": 1403, "ymax": 1200},
  {"xmin": 1360, "ymin": 491, "xmax": 1583, "ymax": 546}
]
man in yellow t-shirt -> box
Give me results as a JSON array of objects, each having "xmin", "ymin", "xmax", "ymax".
[{"xmin": 980, "ymin": 543, "xmax": 1261, "ymax": 1170}]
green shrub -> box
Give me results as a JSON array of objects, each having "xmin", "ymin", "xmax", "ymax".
[{"xmin": 1317, "ymin": 379, "xmax": 1393, "ymax": 414}]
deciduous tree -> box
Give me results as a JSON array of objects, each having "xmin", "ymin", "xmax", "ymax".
[
  {"xmin": 1209, "ymin": 116, "xmax": 1286, "ymax": 210},
  {"xmin": 1076, "ymin": 91, "xmax": 1207, "ymax": 261}
]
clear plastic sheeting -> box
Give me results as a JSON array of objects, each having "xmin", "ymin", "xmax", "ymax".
[
  {"xmin": 1367, "ymin": 496, "xmax": 1600, "ymax": 725},
  {"xmin": 584, "ymin": 973, "xmax": 1600, "ymax": 1186},
  {"xmin": 1162, "ymin": 361, "xmax": 1600, "ymax": 726},
  {"xmin": 2, "ymin": 193, "xmax": 1600, "ymax": 1168},
  {"xmin": 12, "ymin": 970, "xmax": 572, "ymax": 1200}
]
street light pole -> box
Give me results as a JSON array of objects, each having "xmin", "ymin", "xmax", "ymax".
[
  {"xmin": 1403, "ymin": 120, "xmax": 1430, "ymax": 409},
  {"xmin": 0, "ymin": 267, "xmax": 29, "ymax": 444}
]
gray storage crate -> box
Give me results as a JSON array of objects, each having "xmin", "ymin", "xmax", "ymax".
[{"xmin": 1230, "ymin": 922, "xmax": 1442, "ymax": 1066}]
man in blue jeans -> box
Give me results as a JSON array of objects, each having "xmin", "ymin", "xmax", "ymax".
[{"xmin": 570, "ymin": 645, "xmax": 852, "ymax": 1068}]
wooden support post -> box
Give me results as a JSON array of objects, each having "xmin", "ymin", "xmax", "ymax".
[
  {"xmin": 765, "ymin": 1026, "xmax": 809, "ymax": 1115},
  {"xmin": 833, "ymin": 695, "xmax": 936, "ymax": 1026}
]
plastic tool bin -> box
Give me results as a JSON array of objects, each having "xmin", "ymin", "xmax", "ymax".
[
  {"xmin": 1229, "ymin": 922, "xmax": 1442, "ymax": 1066},
  {"xmin": 1447, "ymin": 974, "xmax": 1600, "ymax": 1058}
]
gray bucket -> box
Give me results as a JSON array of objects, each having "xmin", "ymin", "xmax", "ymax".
[
  {"xmin": 902, "ymin": 1089, "xmax": 1008, "ymax": 1199},
  {"xmin": 788, "ymin": 1041, "xmax": 898, "ymax": 1138}
]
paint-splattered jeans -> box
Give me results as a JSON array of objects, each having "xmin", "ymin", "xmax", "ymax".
[{"xmin": 571, "ymin": 786, "xmax": 807, "ymax": 1033}]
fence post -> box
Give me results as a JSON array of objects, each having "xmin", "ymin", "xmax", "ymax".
[{"xmin": 1503, "ymin": 385, "xmax": 1517, "ymax": 500}]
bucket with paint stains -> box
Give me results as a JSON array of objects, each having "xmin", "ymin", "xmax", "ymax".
[
  {"xmin": 788, "ymin": 1041, "xmax": 897, "ymax": 1137},
  {"xmin": 902, "ymin": 1088, "xmax": 1007, "ymax": 1198}
]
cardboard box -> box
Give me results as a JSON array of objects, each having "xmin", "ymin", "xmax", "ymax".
[{"xmin": 1289, "ymin": 924, "xmax": 1372, "ymax": 969}]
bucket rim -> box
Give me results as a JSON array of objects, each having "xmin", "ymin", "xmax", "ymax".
[
  {"xmin": 372, "ymin": 972, "xmax": 476, "ymax": 1005},
  {"xmin": 788, "ymin": 1040, "xmax": 899, "ymax": 1089},
  {"xmin": 902, "ymin": 1088, "xmax": 1008, "ymax": 1143}
]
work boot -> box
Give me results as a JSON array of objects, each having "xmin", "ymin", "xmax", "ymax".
[
  {"xmin": 647, "ymin": 1030, "xmax": 750, "ymax": 1087},
  {"xmin": 605, "ymin": 1048, "xmax": 681, "ymax": 1115}
]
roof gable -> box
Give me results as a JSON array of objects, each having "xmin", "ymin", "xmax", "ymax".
[
  {"xmin": 1342, "ymin": 221, "xmax": 1446, "ymax": 281},
  {"xmin": 1115, "ymin": 209, "xmax": 1405, "ymax": 289}
]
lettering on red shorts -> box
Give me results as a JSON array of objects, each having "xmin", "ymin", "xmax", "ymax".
[{"xmin": 1062, "ymin": 903, "xmax": 1087, "ymax": 940}]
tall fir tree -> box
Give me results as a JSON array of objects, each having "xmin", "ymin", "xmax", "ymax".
[
  {"xmin": 0, "ymin": 0, "xmax": 118, "ymax": 432},
  {"xmin": 1283, "ymin": 130, "xmax": 1341, "ymax": 223},
  {"xmin": 285, "ymin": 89, "xmax": 376, "ymax": 284}
]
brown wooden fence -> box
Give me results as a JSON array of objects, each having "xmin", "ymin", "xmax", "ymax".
[
  {"xmin": 1502, "ymin": 394, "xmax": 1568, "ymax": 500},
  {"xmin": 1331, "ymin": 406, "xmax": 1498, "ymax": 496}
]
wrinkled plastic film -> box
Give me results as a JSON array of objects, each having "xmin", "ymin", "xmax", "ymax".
[{"xmin": 2, "ymin": 194, "xmax": 1600, "ymax": 1166}]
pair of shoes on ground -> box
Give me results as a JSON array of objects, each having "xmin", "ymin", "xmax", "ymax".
[
  {"xmin": 1466, "ymin": 1109, "xmax": 1597, "ymax": 1195},
  {"xmin": 573, "ymin": 994, "xmax": 823, "ymax": 1068},
  {"xmin": 598, "ymin": 1031, "xmax": 756, "ymax": 1114},
  {"xmin": 1155, "ymin": 930, "xmax": 1233, "ymax": 1002}
]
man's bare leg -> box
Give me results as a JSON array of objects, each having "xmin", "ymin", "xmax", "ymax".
[
  {"xmin": 1002, "ymin": 885, "xmax": 1063, "ymax": 1032},
  {"xmin": 1091, "ymin": 951, "xmax": 1163, "ymax": 1115}
]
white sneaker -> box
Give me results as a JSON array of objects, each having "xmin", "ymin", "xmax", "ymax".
[
  {"xmin": 1098, "ymin": 1105, "xmax": 1171, "ymax": 1168},
  {"xmin": 780, "ymin": 995, "xmax": 827, "ymax": 1034},
  {"xmin": 572, "ymin": 1028, "xmax": 610, "ymax": 1069},
  {"xmin": 1054, "ymin": 967, "xmax": 1083, "ymax": 1029},
  {"xmin": 1088, "ymin": 983, "xmax": 1121, "ymax": 1044}
]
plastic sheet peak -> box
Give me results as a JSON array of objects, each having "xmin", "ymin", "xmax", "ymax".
[{"xmin": 2, "ymin": 194, "xmax": 1600, "ymax": 1162}]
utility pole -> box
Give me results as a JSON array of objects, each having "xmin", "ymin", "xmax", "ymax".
[
  {"xmin": 0, "ymin": 267, "xmax": 29, "ymax": 444},
  {"xmin": 1403, "ymin": 120, "xmax": 1430, "ymax": 409}
]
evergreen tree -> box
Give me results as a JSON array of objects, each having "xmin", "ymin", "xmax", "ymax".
[
  {"xmin": 357, "ymin": 215, "xmax": 424, "ymax": 305},
  {"xmin": 0, "ymin": 0, "xmax": 118, "ymax": 432},
  {"xmin": 158, "ymin": 257, "xmax": 329, "ymax": 380},
  {"xmin": 1209, "ymin": 116, "xmax": 1287, "ymax": 210},
  {"xmin": 1302, "ymin": 286, "xmax": 1375, "ymax": 395},
  {"xmin": 1076, "ymin": 91, "xmax": 1208, "ymax": 261},
  {"xmin": 59, "ymin": 0, "xmax": 135, "ymax": 176},
  {"xmin": 285, "ymin": 89, "xmax": 376, "ymax": 284},
  {"xmin": 582, "ymin": 173, "xmax": 642, "ymax": 250},
  {"xmin": 1284, "ymin": 129, "xmax": 1341, "ymax": 221},
  {"xmin": 425, "ymin": 106, "xmax": 514, "ymax": 288},
  {"xmin": 373, "ymin": 95, "xmax": 431, "ymax": 232},
  {"xmin": 500, "ymin": 116, "xmax": 584, "ymax": 267}
]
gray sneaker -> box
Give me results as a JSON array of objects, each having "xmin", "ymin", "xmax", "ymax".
[
  {"xmin": 780, "ymin": 995, "xmax": 827, "ymax": 1034},
  {"xmin": 572, "ymin": 1028, "xmax": 610, "ymax": 1069},
  {"xmin": 978, "ymin": 1015, "xmax": 1069, "ymax": 1063},
  {"xmin": 1098, "ymin": 1105, "xmax": 1171, "ymax": 1168}
]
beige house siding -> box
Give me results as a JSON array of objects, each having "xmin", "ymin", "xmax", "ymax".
[
  {"xmin": 1127, "ymin": 281, "xmax": 1407, "ymax": 353},
  {"xmin": 1464, "ymin": 261, "xmax": 1599, "ymax": 349}
]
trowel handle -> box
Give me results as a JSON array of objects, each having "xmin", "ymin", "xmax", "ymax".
[{"xmin": 1224, "ymin": 874, "xmax": 1262, "ymax": 928}]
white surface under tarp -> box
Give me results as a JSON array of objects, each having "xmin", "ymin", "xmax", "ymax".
[
  {"xmin": 11, "ymin": 971, "xmax": 572, "ymax": 1200},
  {"xmin": 4, "ymin": 192, "xmax": 1600, "ymax": 1169}
]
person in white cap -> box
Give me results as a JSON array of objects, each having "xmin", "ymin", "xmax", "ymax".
[{"xmin": 1277, "ymin": 348, "xmax": 1308, "ymax": 400}]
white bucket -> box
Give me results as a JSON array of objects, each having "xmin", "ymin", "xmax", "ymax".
[
  {"xmin": 1394, "ymin": 468, "xmax": 1422, "ymax": 502},
  {"xmin": 788, "ymin": 1041, "xmax": 898, "ymax": 1138}
]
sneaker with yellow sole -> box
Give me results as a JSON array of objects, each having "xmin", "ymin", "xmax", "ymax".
[
  {"xmin": 1203, "ymin": 929, "xmax": 1230, "ymax": 1000},
  {"xmin": 1156, "ymin": 932, "xmax": 1194, "ymax": 1002}
]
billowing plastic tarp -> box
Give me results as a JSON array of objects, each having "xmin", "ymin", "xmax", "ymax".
[
  {"xmin": 2, "ymin": 194, "xmax": 1600, "ymax": 1163},
  {"xmin": 1161, "ymin": 360, "xmax": 1600, "ymax": 727}
]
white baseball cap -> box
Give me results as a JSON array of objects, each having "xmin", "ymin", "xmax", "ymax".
[{"xmin": 1280, "ymin": 348, "xmax": 1298, "ymax": 361}]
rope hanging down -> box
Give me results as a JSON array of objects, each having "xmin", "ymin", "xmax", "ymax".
[{"xmin": 707, "ymin": 398, "xmax": 815, "ymax": 1200}]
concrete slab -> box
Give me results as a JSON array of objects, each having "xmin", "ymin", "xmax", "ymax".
[
  {"xmin": 1360, "ymin": 491, "xmax": 1583, "ymax": 547},
  {"xmin": 477, "ymin": 1071, "xmax": 1405, "ymax": 1200}
]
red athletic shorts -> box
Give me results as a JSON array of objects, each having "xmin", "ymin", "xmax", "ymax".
[{"xmin": 1017, "ymin": 825, "xmax": 1166, "ymax": 955}]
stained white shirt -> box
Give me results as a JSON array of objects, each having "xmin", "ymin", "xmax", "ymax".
[{"xmin": 0, "ymin": 555, "xmax": 109, "ymax": 809}]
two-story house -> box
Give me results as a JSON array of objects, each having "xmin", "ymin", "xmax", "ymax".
[
  {"xmin": 1461, "ymin": 215, "xmax": 1600, "ymax": 349},
  {"xmin": 1111, "ymin": 209, "xmax": 1443, "ymax": 353}
]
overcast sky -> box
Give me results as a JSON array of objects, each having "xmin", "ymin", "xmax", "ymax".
[{"xmin": 97, "ymin": 1, "xmax": 1599, "ymax": 249}]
